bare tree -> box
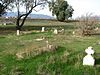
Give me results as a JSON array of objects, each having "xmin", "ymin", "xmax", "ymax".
[
  {"xmin": 0, "ymin": 0, "xmax": 14, "ymax": 16},
  {"xmin": 78, "ymin": 13, "xmax": 97, "ymax": 36},
  {"xmin": 15, "ymin": 0, "xmax": 48, "ymax": 35},
  {"xmin": 0, "ymin": 0, "xmax": 48, "ymax": 35}
]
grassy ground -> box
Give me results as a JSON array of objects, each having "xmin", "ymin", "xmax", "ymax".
[{"xmin": 0, "ymin": 20, "xmax": 100, "ymax": 75}]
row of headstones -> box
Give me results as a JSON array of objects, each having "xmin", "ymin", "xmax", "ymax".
[
  {"xmin": 41, "ymin": 27, "xmax": 64, "ymax": 34},
  {"xmin": 37, "ymin": 27, "xmax": 96, "ymax": 66}
]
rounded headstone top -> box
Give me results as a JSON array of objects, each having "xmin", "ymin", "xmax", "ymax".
[{"xmin": 85, "ymin": 46, "xmax": 94, "ymax": 55}]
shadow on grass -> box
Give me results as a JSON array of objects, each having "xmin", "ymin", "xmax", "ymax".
[
  {"xmin": 0, "ymin": 36, "xmax": 6, "ymax": 39},
  {"xmin": 95, "ymin": 53, "xmax": 100, "ymax": 66},
  {"xmin": 95, "ymin": 58, "xmax": 100, "ymax": 65}
]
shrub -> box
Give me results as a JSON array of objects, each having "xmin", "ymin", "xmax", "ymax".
[{"xmin": 78, "ymin": 13, "xmax": 98, "ymax": 36}]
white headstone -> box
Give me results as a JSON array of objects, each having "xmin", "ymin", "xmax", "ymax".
[
  {"xmin": 94, "ymin": 27, "xmax": 99, "ymax": 31},
  {"xmin": 72, "ymin": 31, "xmax": 75, "ymax": 35},
  {"xmin": 59, "ymin": 29, "xmax": 65, "ymax": 34},
  {"xmin": 61, "ymin": 29, "xmax": 64, "ymax": 31},
  {"xmin": 17, "ymin": 30, "xmax": 20, "ymax": 36},
  {"xmin": 83, "ymin": 46, "xmax": 95, "ymax": 66},
  {"xmin": 54, "ymin": 29, "xmax": 58, "ymax": 34},
  {"xmin": 41, "ymin": 27, "xmax": 45, "ymax": 32},
  {"xmin": 4, "ymin": 23, "xmax": 6, "ymax": 25}
]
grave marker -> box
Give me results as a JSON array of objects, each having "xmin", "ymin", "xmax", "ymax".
[{"xmin": 83, "ymin": 46, "xmax": 95, "ymax": 66}]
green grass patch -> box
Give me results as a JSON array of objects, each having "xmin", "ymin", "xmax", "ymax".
[{"xmin": 0, "ymin": 20, "xmax": 100, "ymax": 75}]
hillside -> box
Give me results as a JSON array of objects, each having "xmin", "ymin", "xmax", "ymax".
[{"xmin": 3, "ymin": 12, "xmax": 55, "ymax": 19}]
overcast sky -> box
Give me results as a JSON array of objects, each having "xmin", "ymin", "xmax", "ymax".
[
  {"xmin": 18, "ymin": 0, "xmax": 100, "ymax": 19},
  {"xmin": 67, "ymin": 0, "xmax": 100, "ymax": 18}
]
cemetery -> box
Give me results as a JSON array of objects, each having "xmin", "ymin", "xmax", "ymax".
[
  {"xmin": 0, "ymin": 19, "xmax": 100, "ymax": 75},
  {"xmin": 0, "ymin": 0, "xmax": 100, "ymax": 75}
]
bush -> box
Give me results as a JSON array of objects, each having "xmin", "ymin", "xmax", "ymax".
[{"xmin": 78, "ymin": 13, "xmax": 98, "ymax": 36}]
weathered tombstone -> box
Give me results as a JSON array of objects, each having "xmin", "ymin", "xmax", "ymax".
[
  {"xmin": 61, "ymin": 29, "xmax": 64, "ymax": 32},
  {"xmin": 3, "ymin": 23, "xmax": 6, "ymax": 25},
  {"xmin": 17, "ymin": 30, "xmax": 20, "ymax": 36},
  {"xmin": 83, "ymin": 46, "xmax": 95, "ymax": 66},
  {"xmin": 59, "ymin": 28, "xmax": 65, "ymax": 34},
  {"xmin": 41, "ymin": 27, "xmax": 45, "ymax": 32},
  {"xmin": 53, "ymin": 29, "xmax": 58, "ymax": 34},
  {"xmin": 94, "ymin": 27, "xmax": 99, "ymax": 31},
  {"xmin": 72, "ymin": 31, "xmax": 75, "ymax": 35}
]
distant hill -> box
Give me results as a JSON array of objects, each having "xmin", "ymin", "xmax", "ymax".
[
  {"xmin": 29, "ymin": 14, "xmax": 54, "ymax": 19},
  {"xmin": 3, "ymin": 12, "xmax": 54, "ymax": 19}
]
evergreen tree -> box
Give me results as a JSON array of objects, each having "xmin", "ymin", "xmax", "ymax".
[{"xmin": 48, "ymin": 0, "xmax": 74, "ymax": 21}]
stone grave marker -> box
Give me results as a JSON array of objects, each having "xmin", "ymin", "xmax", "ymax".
[
  {"xmin": 41, "ymin": 27, "xmax": 45, "ymax": 32},
  {"xmin": 53, "ymin": 29, "xmax": 58, "ymax": 34},
  {"xmin": 83, "ymin": 46, "xmax": 95, "ymax": 66}
]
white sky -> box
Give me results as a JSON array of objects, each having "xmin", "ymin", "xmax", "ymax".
[
  {"xmin": 18, "ymin": 0, "xmax": 100, "ymax": 19},
  {"xmin": 67, "ymin": 0, "xmax": 100, "ymax": 18}
]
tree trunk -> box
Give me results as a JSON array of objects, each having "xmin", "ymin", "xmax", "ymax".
[
  {"xmin": 15, "ymin": 2, "xmax": 45, "ymax": 35},
  {"xmin": 16, "ymin": 6, "xmax": 33, "ymax": 35}
]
